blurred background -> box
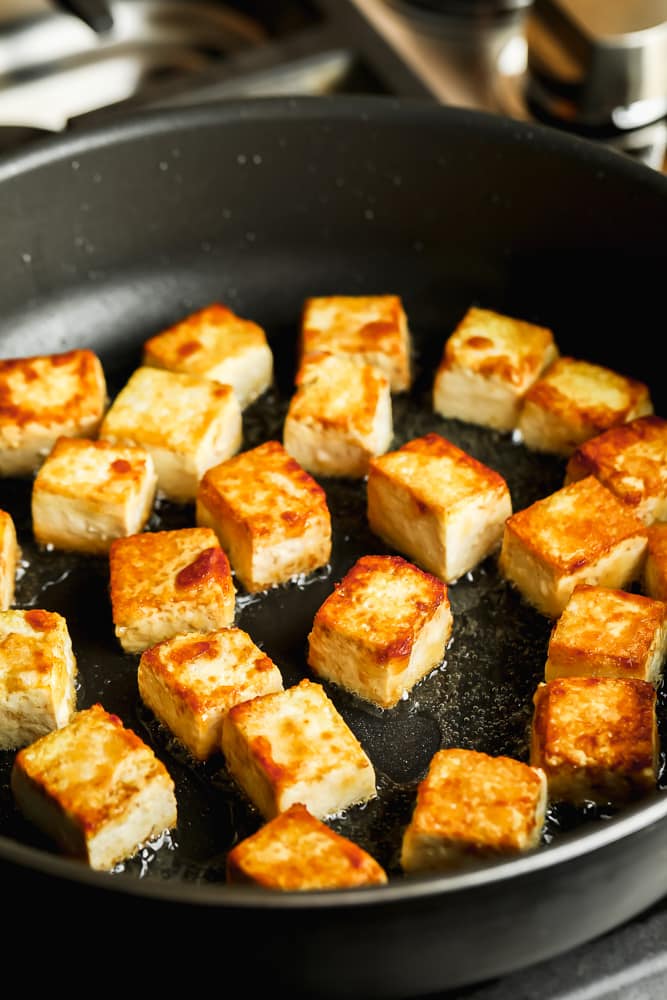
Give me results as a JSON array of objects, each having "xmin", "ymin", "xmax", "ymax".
[{"xmin": 1, "ymin": 0, "xmax": 666, "ymax": 170}]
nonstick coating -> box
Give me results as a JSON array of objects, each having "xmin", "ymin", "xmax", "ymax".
[{"xmin": 1, "ymin": 97, "xmax": 667, "ymax": 995}]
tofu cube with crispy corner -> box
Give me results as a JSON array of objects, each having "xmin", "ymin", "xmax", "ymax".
[
  {"xmin": 0, "ymin": 608, "xmax": 77, "ymax": 750},
  {"xmin": 299, "ymin": 293, "xmax": 412, "ymax": 392},
  {"xmin": 642, "ymin": 522, "xmax": 667, "ymax": 602},
  {"xmin": 31, "ymin": 436, "xmax": 158, "ymax": 555},
  {"xmin": 221, "ymin": 677, "xmax": 377, "ymax": 821},
  {"xmin": 109, "ymin": 526, "xmax": 236, "ymax": 654},
  {"xmin": 400, "ymin": 748, "xmax": 547, "ymax": 874},
  {"xmin": 564, "ymin": 415, "xmax": 667, "ymax": 525},
  {"xmin": 283, "ymin": 351, "xmax": 393, "ymax": 479},
  {"xmin": 11, "ymin": 702, "xmax": 177, "ymax": 871},
  {"xmin": 432, "ymin": 306, "xmax": 558, "ymax": 432},
  {"xmin": 226, "ymin": 801, "xmax": 388, "ymax": 890},
  {"xmin": 530, "ymin": 676, "xmax": 659, "ymax": 806},
  {"xmin": 545, "ymin": 583, "xmax": 667, "ymax": 685},
  {"xmin": 196, "ymin": 439, "xmax": 332, "ymax": 593},
  {"xmin": 100, "ymin": 366, "xmax": 242, "ymax": 503},
  {"xmin": 517, "ymin": 356, "xmax": 653, "ymax": 457},
  {"xmin": 142, "ymin": 302, "xmax": 274, "ymax": 409},
  {"xmin": 138, "ymin": 626, "xmax": 284, "ymax": 761},
  {"xmin": 307, "ymin": 554, "xmax": 453, "ymax": 709},
  {"xmin": 498, "ymin": 476, "xmax": 648, "ymax": 618},
  {"xmin": 0, "ymin": 349, "xmax": 108, "ymax": 477},
  {"xmin": 367, "ymin": 432, "xmax": 512, "ymax": 583},
  {"xmin": 0, "ymin": 509, "xmax": 19, "ymax": 610}
]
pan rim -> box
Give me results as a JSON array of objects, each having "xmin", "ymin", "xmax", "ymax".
[{"xmin": 1, "ymin": 94, "xmax": 667, "ymax": 909}]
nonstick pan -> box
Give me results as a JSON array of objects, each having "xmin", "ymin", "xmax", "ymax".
[{"xmin": 1, "ymin": 96, "xmax": 667, "ymax": 996}]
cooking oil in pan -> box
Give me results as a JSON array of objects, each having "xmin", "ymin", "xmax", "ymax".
[{"xmin": 0, "ymin": 349, "xmax": 664, "ymax": 884}]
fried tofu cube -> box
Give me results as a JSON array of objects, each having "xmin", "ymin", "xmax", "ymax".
[
  {"xmin": 100, "ymin": 366, "xmax": 242, "ymax": 503},
  {"xmin": 142, "ymin": 302, "xmax": 274, "ymax": 409},
  {"xmin": 517, "ymin": 356, "xmax": 653, "ymax": 457},
  {"xmin": 564, "ymin": 415, "xmax": 667, "ymax": 525},
  {"xmin": 400, "ymin": 748, "xmax": 547, "ymax": 874},
  {"xmin": 530, "ymin": 676, "xmax": 659, "ymax": 805},
  {"xmin": 11, "ymin": 702, "xmax": 177, "ymax": 871},
  {"xmin": 367, "ymin": 432, "xmax": 512, "ymax": 583},
  {"xmin": 283, "ymin": 351, "xmax": 393, "ymax": 479},
  {"xmin": 221, "ymin": 678, "xmax": 377, "ymax": 821},
  {"xmin": 0, "ymin": 349, "xmax": 108, "ymax": 477},
  {"xmin": 31, "ymin": 436, "xmax": 158, "ymax": 555},
  {"xmin": 138, "ymin": 626, "xmax": 284, "ymax": 761},
  {"xmin": 432, "ymin": 306, "xmax": 558, "ymax": 432},
  {"xmin": 642, "ymin": 522, "xmax": 667, "ymax": 602},
  {"xmin": 0, "ymin": 608, "xmax": 77, "ymax": 750},
  {"xmin": 0, "ymin": 509, "xmax": 19, "ymax": 610},
  {"xmin": 307, "ymin": 554, "xmax": 453, "ymax": 709},
  {"xmin": 109, "ymin": 526, "xmax": 236, "ymax": 654},
  {"xmin": 196, "ymin": 440, "xmax": 332, "ymax": 594},
  {"xmin": 299, "ymin": 294, "xmax": 412, "ymax": 392},
  {"xmin": 545, "ymin": 583, "xmax": 667, "ymax": 685},
  {"xmin": 226, "ymin": 801, "xmax": 388, "ymax": 890},
  {"xmin": 498, "ymin": 476, "xmax": 648, "ymax": 618}
]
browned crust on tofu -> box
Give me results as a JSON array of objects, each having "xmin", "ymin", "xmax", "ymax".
[
  {"xmin": 109, "ymin": 526, "xmax": 234, "ymax": 624},
  {"xmin": 531, "ymin": 676, "xmax": 658, "ymax": 804},
  {"xmin": 11, "ymin": 702, "xmax": 177, "ymax": 861},
  {"xmin": 310, "ymin": 553, "xmax": 447, "ymax": 659},
  {"xmin": 299, "ymin": 294, "xmax": 411, "ymax": 391},
  {"xmin": 403, "ymin": 748, "xmax": 546, "ymax": 862},
  {"xmin": 32, "ymin": 435, "xmax": 154, "ymax": 502},
  {"xmin": 502, "ymin": 476, "xmax": 647, "ymax": 575},
  {"xmin": 290, "ymin": 352, "xmax": 390, "ymax": 437},
  {"xmin": 143, "ymin": 302, "xmax": 269, "ymax": 371},
  {"xmin": 198, "ymin": 441, "xmax": 330, "ymax": 544},
  {"xmin": 0, "ymin": 349, "xmax": 107, "ymax": 430},
  {"xmin": 0, "ymin": 509, "xmax": 19, "ymax": 610},
  {"xmin": 438, "ymin": 306, "xmax": 557, "ymax": 387},
  {"xmin": 545, "ymin": 583, "xmax": 667, "ymax": 683},
  {"xmin": 225, "ymin": 802, "xmax": 388, "ymax": 890},
  {"xmin": 564, "ymin": 415, "xmax": 667, "ymax": 522},
  {"xmin": 644, "ymin": 522, "xmax": 667, "ymax": 601},
  {"xmin": 521, "ymin": 357, "xmax": 653, "ymax": 438}
]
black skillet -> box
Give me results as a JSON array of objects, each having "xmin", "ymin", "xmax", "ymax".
[{"xmin": 1, "ymin": 96, "xmax": 667, "ymax": 996}]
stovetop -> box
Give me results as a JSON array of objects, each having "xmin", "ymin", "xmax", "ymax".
[{"xmin": 1, "ymin": 3, "xmax": 667, "ymax": 997}]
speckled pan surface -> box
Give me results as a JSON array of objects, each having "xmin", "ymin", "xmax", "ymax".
[{"xmin": 1, "ymin": 97, "xmax": 667, "ymax": 996}]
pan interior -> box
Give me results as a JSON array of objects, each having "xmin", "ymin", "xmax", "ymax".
[
  {"xmin": 1, "ymin": 283, "xmax": 665, "ymax": 888},
  {"xmin": 0, "ymin": 101, "xmax": 666, "ymax": 894}
]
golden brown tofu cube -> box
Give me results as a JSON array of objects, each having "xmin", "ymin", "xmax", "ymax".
[
  {"xmin": 196, "ymin": 440, "xmax": 332, "ymax": 594},
  {"xmin": 142, "ymin": 302, "xmax": 274, "ymax": 409},
  {"xmin": 11, "ymin": 702, "xmax": 177, "ymax": 871},
  {"xmin": 221, "ymin": 678, "xmax": 377, "ymax": 821},
  {"xmin": 367, "ymin": 432, "xmax": 512, "ymax": 583},
  {"xmin": 0, "ymin": 349, "xmax": 108, "ymax": 476},
  {"xmin": 0, "ymin": 509, "xmax": 19, "ymax": 610},
  {"xmin": 517, "ymin": 356, "xmax": 653, "ymax": 457},
  {"xmin": 307, "ymin": 554, "xmax": 453, "ymax": 709},
  {"xmin": 0, "ymin": 608, "xmax": 77, "ymax": 750},
  {"xmin": 299, "ymin": 293, "xmax": 412, "ymax": 392},
  {"xmin": 109, "ymin": 526, "xmax": 236, "ymax": 654},
  {"xmin": 564, "ymin": 415, "xmax": 667, "ymax": 525},
  {"xmin": 432, "ymin": 306, "xmax": 558, "ymax": 432},
  {"xmin": 283, "ymin": 351, "xmax": 393, "ymax": 478},
  {"xmin": 31, "ymin": 436, "xmax": 158, "ymax": 555},
  {"xmin": 498, "ymin": 476, "xmax": 648, "ymax": 618},
  {"xmin": 643, "ymin": 522, "xmax": 667, "ymax": 602},
  {"xmin": 530, "ymin": 676, "xmax": 659, "ymax": 806},
  {"xmin": 400, "ymin": 748, "xmax": 547, "ymax": 874},
  {"xmin": 138, "ymin": 626, "xmax": 284, "ymax": 761},
  {"xmin": 545, "ymin": 583, "xmax": 667, "ymax": 685},
  {"xmin": 100, "ymin": 366, "xmax": 242, "ymax": 503},
  {"xmin": 226, "ymin": 801, "xmax": 388, "ymax": 890}
]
